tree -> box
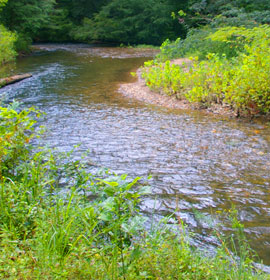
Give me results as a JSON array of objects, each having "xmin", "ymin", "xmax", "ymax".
[
  {"xmin": 75, "ymin": 0, "xmax": 187, "ymax": 45},
  {"xmin": 0, "ymin": 0, "xmax": 8, "ymax": 9},
  {"xmin": 57, "ymin": 0, "xmax": 110, "ymax": 24},
  {"xmin": 37, "ymin": 8, "xmax": 74, "ymax": 42},
  {"xmin": 0, "ymin": 0, "xmax": 55, "ymax": 37}
]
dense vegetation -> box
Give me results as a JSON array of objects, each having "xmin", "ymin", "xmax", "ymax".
[
  {"xmin": 1, "ymin": 0, "xmax": 270, "ymax": 50},
  {"xmin": 0, "ymin": 0, "xmax": 16, "ymax": 64},
  {"xmin": 0, "ymin": 24, "xmax": 16, "ymax": 65},
  {"xmin": 0, "ymin": 102, "xmax": 269, "ymax": 279},
  {"xmin": 137, "ymin": 1, "xmax": 270, "ymax": 116},
  {"xmin": 142, "ymin": 25, "xmax": 270, "ymax": 116}
]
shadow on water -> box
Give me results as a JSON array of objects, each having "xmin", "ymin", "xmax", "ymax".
[{"xmin": 1, "ymin": 44, "xmax": 270, "ymax": 266}]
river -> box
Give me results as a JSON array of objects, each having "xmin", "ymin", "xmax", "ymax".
[{"xmin": 1, "ymin": 44, "xmax": 270, "ymax": 266}]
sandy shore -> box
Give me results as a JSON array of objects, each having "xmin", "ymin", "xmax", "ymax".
[
  {"xmin": 119, "ymin": 69, "xmax": 192, "ymax": 110},
  {"xmin": 118, "ymin": 58, "xmax": 236, "ymax": 117}
]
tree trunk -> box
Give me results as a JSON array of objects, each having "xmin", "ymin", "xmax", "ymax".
[{"xmin": 0, "ymin": 74, "xmax": 32, "ymax": 88}]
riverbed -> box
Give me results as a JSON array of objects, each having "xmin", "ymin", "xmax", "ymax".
[{"xmin": 1, "ymin": 44, "xmax": 270, "ymax": 265}]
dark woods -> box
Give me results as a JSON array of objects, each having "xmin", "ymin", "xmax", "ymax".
[{"xmin": 1, "ymin": 0, "xmax": 270, "ymax": 49}]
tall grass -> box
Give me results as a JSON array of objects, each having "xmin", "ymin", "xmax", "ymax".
[{"xmin": 0, "ymin": 103, "xmax": 268, "ymax": 279}]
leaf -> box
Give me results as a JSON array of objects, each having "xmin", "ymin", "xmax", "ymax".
[
  {"xmin": 130, "ymin": 245, "xmax": 143, "ymax": 260},
  {"xmin": 104, "ymin": 186, "xmax": 116, "ymax": 196},
  {"xmin": 125, "ymin": 177, "xmax": 141, "ymax": 191},
  {"xmin": 103, "ymin": 180, "xmax": 118, "ymax": 187},
  {"xmin": 99, "ymin": 211, "xmax": 112, "ymax": 222}
]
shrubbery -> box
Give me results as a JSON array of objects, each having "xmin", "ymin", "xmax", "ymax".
[
  {"xmin": 142, "ymin": 25, "xmax": 270, "ymax": 116},
  {"xmin": 156, "ymin": 28, "xmax": 242, "ymax": 61},
  {"xmin": 0, "ymin": 25, "xmax": 16, "ymax": 65}
]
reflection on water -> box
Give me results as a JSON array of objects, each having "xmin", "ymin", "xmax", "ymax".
[{"xmin": 1, "ymin": 44, "xmax": 270, "ymax": 266}]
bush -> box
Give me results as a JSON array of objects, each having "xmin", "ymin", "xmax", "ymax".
[
  {"xmin": 157, "ymin": 4, "xmax": 270, "ymax": 62},
  {"xmin": 14, "ymin": 33, "xmax": 32, "ymax": 53},
  {"xmin": 0, "ymin": 25, "xmax": 17, "ymax": 64},
  {"xmin": 0, "ymin": 102, "xmax": 40, "ymax": 179},
  {"xmin": 157, "ymin": 27, "xmax": 241, "ymax": 61},
  {"xmin": 142, "ymin": 26, "xmax": 270, "ymax": 116}
]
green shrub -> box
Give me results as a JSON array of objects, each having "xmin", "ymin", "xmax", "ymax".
[
  {"xmin": 14, "ymin": 33, "xmax": 32, "ymax": 53},
  {"xmin": 157, "ymin": 28, "xmax": 241, "ymax": 61},
  {"xmin": 143, "ymin": 25, "xmax": 270, "ymax": 115},
  {"xmin": 0, "ymin": 25, "xmax": 17, "ymax": 64},
  {"xmin": 0, "ymin": 103, "xmax": 40, "ymax": 179}
]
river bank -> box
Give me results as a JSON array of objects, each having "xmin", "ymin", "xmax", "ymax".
[
  {"xmin": 120, "ymin": 49, "xmax": 270, "ymax": 120},
  {"xmin": 119, "ymin": 59, "xmax": 238, "ymax": 118}
]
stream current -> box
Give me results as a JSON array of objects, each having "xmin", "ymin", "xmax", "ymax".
[{"xmin": 1, "ymin": 44, "xmax": 270, "ymax": 266}]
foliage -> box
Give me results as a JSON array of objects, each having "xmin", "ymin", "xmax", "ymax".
[
  {"xmin": 1, "ymin": 0, "xmax": 270, "ymax": 49},
  {"xmin": 208, "ymin": 25, "xmax": 270, "ymax": 46},
  {"xmin": 0, "ymin": 0, "xmax": 55, "ymax": 50},
  {"xmin": 14, "ymin": 33, "xmax": 33, "ymax": 53},
  {"xmin": 0, "ymin": 25, "xmax": 16, "ymax": 65},
  {"xmin": 69, "ymin": 17, "xmax": 94, "ymax": 43},
  {"xmin": 130, "ymin": 44, "xmax": 160, "ymax": 50},
  {"xmin": 156, "ymin": 0, "xmax": 270, "ymax": 61},
  {"xmin": 0, "ymin": 0, "xmax": 55, "ymax": 35},
  {"xmin": 156, "ymin": 22, "xmax": 270, "ymax": 62},
  {"xmin": 38, "ymin": 8, "xmax": 74, "ymax": 42},
  {"xmin": 2, "ymin": 0, "xmax": 270, "ymax": 47},
  {"xmin": 142, "ymin": 25, "xmax": 270, "ymax": 116},
  {"xmin": 72, "ymin": 0, "xmax": 187, "ymax": 45},
  {"xmin": 0, "ymin": 0, "xmax": 7, "ymax": 10},
  {"xmin": 185, "ymin": 0, "xmax": 270, "ymax": 29},
  {"xmin": 57, "ymin": 0, "xmax": 110, "ymax": 24},
  {"xmin": 157, "ymin": 28, "xmax": 241, "ymax": 61},
  {"xmin": 0, "ymin": 102, "xmax": 268, "ymax": 279},
  {"xmin": 0, "ymin": 102, "xmax": 40, "ymax": 178},
  {"xmin": 0, "ymin": 0, "xmax": 189, "ymax": 46}
]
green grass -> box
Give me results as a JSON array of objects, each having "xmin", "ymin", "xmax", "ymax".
[
  {"xmin": 0, "ymin": 102, "xmax": 269, "ymax": 279},
  {"xmin": 133, "ymin": 44, "xmax": 160, "ymax": 50},
  {"xmin": 119, "ymin": 43, "xmax": 160, "ymax": 50}
]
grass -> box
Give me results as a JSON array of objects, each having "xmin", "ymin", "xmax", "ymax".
[
  {"xmin": 0, "ymin": 102, "xmax": 269, "ymax": 279},
  {"xmin": 119, "ymin": 43, "xmax": 160, "ymax": 50}
]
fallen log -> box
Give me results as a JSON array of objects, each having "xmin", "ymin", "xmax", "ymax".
[{"xmin": 0, "ymin": 73, "xmax": 32, "ymax": 88}]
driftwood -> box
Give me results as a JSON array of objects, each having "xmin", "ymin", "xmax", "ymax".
[{"xmin": 0, "ymin": 73, "xmax": 32, "ymax": 88}]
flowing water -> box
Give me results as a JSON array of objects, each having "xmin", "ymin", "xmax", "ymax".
[{"xmin": 1, "ymin": 44, "xmax": 270, "ymax": 266}]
